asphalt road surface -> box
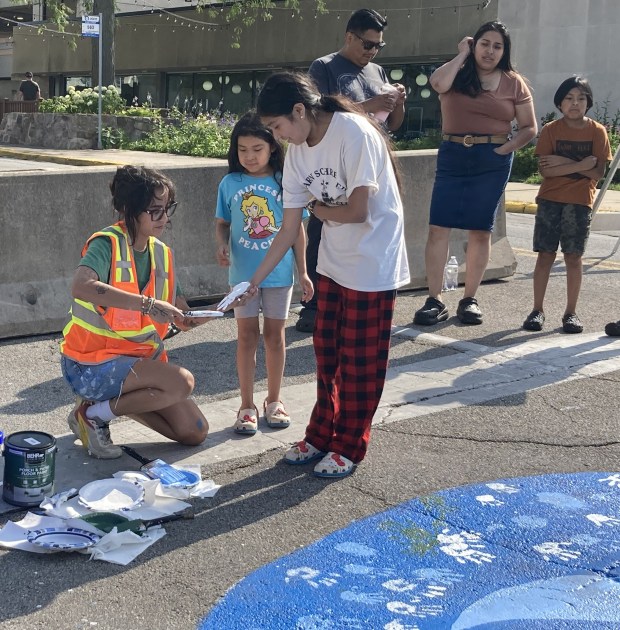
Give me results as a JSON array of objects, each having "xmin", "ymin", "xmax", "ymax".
[{"xmin": 1, "ymin": 213, "xmax": 619, "ymax": 630}]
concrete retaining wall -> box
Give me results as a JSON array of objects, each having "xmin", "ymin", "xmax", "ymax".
[
  {"xmin": 0, "ymin": 112, "xmax": 159, "ymax": 150},
  {"xmin": 0, "ymin": 151, "xmax": 515, "ymax": 338}
]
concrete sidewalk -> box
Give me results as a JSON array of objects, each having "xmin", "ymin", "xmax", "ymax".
[{"xmin": 1, "ymin": 144, "xmax": 620, "ymax": 214}]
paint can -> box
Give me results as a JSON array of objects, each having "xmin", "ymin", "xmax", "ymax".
[{"xmin": 2, "ymin": 431, "xmax": 56, "ymax": 507}]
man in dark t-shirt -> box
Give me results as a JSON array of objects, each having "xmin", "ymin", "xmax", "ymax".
[
  {"xmin": 18, "ymin": 72, "xmax": 41, "ymax": 101},
  {"xmin": 295, "ymin": 8, "xmax": 406, "ymax": 333}
]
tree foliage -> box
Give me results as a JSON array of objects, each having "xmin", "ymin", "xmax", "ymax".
[{"xmin": 35, "ymin": 0, "xmax": 328, "ymax": 48}]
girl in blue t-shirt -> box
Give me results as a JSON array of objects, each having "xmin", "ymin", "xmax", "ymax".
[{"xmin": 215, "ymin": 112, "xmax": 313, "ymax": 435}]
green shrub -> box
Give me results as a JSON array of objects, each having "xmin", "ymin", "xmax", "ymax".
[
  {"xmin": 123, "ymin": 106, "xmax": 161, "ymax": 118},
  {"xmin": 510, "ymin": 145, "xmax": 538, "ymax": 182},
  {"xmin": 127, "ymin": 112, "xmax": 236, "ymax": 158},
  {"xmin": 101, "ymin": 127, "xmax": 130, "ymax": 149},
  {"xmin": 394, "ymin": 130, "xmax": 443, "ymax": 151},
  {"xmin": 39, "ymin": 85, "xmax": 126, "ymax": 115}
]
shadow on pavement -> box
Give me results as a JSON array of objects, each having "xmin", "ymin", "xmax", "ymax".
[{"xmin": 0, "ymin": 457, "xmax": 325, "ymax": 625}]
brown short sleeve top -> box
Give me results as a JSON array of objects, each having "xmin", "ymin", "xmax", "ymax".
[{"xmin": 440, "ymin": 72, "xmax": 533, "ymax": 136}]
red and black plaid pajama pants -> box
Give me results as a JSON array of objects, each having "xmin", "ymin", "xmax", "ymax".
[{"xmin": 305, "ymin": 274, "xmax": 396, "ymax": 463}]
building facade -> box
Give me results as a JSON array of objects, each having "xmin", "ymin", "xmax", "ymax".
[{"xmin": 3, "ymin": 0, "xmax": 620, "ymax": 137}]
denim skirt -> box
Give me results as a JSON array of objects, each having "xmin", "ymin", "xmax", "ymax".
[{"xmin": 429, "ymin": 141, "xmax": 514, "ymax": 232}]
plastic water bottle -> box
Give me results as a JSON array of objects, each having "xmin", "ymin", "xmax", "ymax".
[{"xmin": 443, "ymin": 256, "xmax": 459, "ymax": 291}]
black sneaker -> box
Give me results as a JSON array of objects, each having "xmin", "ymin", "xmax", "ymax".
[
  {"xmin": 295, "ymin": 308, "xmax": 316, "ymax": 333},
  {"xmin": 605, "ymin": 321, "xmax": 620, "ymax": 337},
  {"xmin": 413, "ymin": 297, "xmax": 448, "ymax": 326},
  {"xmin": 457, "ymin": 297, "xmax": 483, "ymax": 325},
  {"xmin": 562, "ymin": 313, "xmax": 583, "ymax": 334},
  {"xmin": 523, "ymin": 310, "xmax": 545, "ymax": 331}
]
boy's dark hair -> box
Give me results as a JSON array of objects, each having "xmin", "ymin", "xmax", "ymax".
[
  {"xmin": 256, "ymin": 71, "xmax": 401, "ymax": 192},
  {"xmin": 110, "ymin": 165, "xmax": 176, "ymax": 244},
  {"xmin": 227, "ymin": 111, "xmax": 284, "ymax": 178},
  {"xmin": 346, "ymin": 8, "xmax": 387, "ymax": 33},
  {"xmin": 453, "ymin": 21, "xmax": 514, "ymax": 97},
  {"xmin": 554, "ymin": 76, "xmax": 593, "ymax": 112}
]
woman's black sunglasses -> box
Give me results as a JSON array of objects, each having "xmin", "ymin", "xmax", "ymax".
[{"xmin": 144, "ymin": 202, "xmax": 178, "ymax": 221}]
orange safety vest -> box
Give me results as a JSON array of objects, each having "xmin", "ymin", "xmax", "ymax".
[{"xmin": 60, "ymin": 222, "xmax": 176, "ymax": 365}]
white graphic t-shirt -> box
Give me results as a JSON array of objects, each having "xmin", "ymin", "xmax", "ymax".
[{"xmin": 283, "ymin": 112, "xmax": 410, "ymax": 292}]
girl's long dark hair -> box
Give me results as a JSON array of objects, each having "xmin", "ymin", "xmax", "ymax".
[
  {"xmin": 257, "ymin": 71, "xmax": 402, "ymax": 192},
  {"xmin": 452, "ymin": 21, "xmax": 514, "ymax": 97},
  {"xmin": 109, "ymin": 165, "xmax": 175, "ymax": 244},
  {"xmin": 228, "ymin": 111, "xmax": 284, "ymax": 187}
]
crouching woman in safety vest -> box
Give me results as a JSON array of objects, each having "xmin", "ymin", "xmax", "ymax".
[{"xmin": 60, "ymin": 165, "xmax": 210, "ymax": 459}]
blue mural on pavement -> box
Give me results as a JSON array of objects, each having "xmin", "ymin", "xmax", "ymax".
[{"xmin": 200, "ymin": 472, "xmax": 620, "ymax": 629}]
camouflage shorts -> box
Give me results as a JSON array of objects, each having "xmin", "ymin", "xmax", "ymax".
[{"xmin": 533, "ymin": 198, "xmax": 592, "ymax": 255}]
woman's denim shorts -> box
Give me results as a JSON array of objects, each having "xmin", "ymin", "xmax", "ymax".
[{"xmin": 61, "ymin": 355, "xmax": 139, "ymax": 402}]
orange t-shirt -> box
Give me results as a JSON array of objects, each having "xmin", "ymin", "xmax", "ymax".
[
  {"xmin": 536, "ymin": 117, "xmax": 612, "ymax": 208},
  {"xmin": 440, "ymin": 72, "xmax": 533, "ymax": 135}
]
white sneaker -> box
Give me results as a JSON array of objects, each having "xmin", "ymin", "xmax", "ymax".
[{"xmin": 71, "ymin": 399, "xmax": 122, "ymax": 459}]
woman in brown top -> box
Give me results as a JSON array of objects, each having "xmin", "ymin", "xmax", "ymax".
[{"xmin": 414, "ymin": 21, "xmax": 537, "ymax": 326}]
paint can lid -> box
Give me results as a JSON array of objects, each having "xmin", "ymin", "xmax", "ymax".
[{"xmin": 5, "ymin": 431, "xmax": 56, "ymax": 450}]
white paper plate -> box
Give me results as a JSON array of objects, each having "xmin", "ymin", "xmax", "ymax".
[
  {"xmin": 217, "ymin": 281, "xmax": 251, "ymax": 310},
  {"xmin": 78, "ymin": 478, "xmax": 145, "ymax": 512},
  {"xmin": 184, "ymin": 310, "xmax": 224, "ymax": 318},
  {"xmin": 27, "ymin": 527, "xmax": 101, "ymax": 550}
]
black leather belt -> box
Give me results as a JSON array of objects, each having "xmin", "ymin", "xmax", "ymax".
[{"xmin": 442, "ymin": 134, "xmax": 508, "ymax": 147}]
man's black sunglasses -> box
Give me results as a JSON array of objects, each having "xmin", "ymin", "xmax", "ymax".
[{"xmin": 352, "ymin": 32, "xmax": 386, "ymax": 51}]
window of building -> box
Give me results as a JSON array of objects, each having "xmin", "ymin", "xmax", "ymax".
[
  {"xmin": 120, "ymin": 74, "xmax": 158, "ymax": 107},
  {"xmin": 165, "ymin": 70, "xmax": 275, "ymax": 116},
  {"xmin": 383, "ymin": 63, "xmax": 443, "ymax": 139}
]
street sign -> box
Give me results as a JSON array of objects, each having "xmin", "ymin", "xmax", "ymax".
[{"xmin": 81, "ymin": 15, "xmax": 100, "ymax": 37}]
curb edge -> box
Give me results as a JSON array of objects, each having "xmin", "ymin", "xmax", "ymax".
[
  {"xmin": 0, "ymin": 148, "xmax": 125, "ymax": 167},
  {"xmin": 505, "ymin": 200, "xmax": 537, "ymax": 215}
]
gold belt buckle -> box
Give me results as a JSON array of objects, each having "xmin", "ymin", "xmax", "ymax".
[{"xmin": 463, "ymin": 134, "xmax": 474, "ymax": 148}]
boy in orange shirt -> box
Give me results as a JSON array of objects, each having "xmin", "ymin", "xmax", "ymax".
[{"xmin": 523, "ymin": 76, "xmax": 611, "ymax": 333}]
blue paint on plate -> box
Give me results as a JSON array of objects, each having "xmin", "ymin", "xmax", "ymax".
[{"xmin": 200, "ymin": 472, "xmax": 620, "ymax": 630}]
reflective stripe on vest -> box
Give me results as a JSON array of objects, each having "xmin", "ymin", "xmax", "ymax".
[{"xmin": 60, "ymin": 222, "xmax": 176, "ymax": 364}]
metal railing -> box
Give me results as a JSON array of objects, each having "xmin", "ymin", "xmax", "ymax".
[{"xmin": 0, "ymin": 100, "xmax": 39, "ymax": 120}]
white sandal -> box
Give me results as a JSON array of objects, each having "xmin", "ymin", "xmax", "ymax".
[
  {"xmin": 233, "ymin": 406, "xmax": 258, "ymax": 435},
  {"xmin": 313, "ymin": 452, "xmax": 356, "ymax": 478},
  {"xmin": 263, "ymin": 400, "xmax": 291, "ymax": 428}
]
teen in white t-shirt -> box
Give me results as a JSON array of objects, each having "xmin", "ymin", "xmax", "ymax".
[
  {"xmin": 284, "ymin": 111, "xmax": 409, "ymax": 292},
  {"xmin": 222, "ymin": 71, "xmax": 409, "ymax": 479}
]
